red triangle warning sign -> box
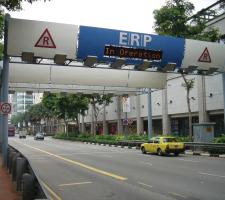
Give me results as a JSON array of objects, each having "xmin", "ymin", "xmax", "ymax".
[
  {"xmin": 198, "ymin": 47, "xmax": 211, "ymax": 63},
  {"xmin": 35, "ymin": 28, "xmax": 56, "ymax": 48}
]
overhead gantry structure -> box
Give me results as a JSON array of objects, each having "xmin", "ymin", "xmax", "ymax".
[{"xmin": 1, "ymin": 15, "xmax": 225, "ymax": 166}]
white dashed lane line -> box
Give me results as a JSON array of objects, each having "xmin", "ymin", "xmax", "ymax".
[
  {"xmin": 140, "ymin": 161, "xmax": 153, "ymax": 166},
  {"xmin": 198, "ymin": 172, "xmax": 225, "ymax": 179},
  {"xmin": 179, "ymin": 158, "xmax": 200, "ymax": 163},
  {"xmin": 59, "ymin": 182, "xmax": 93, "ymax": 187},
  {"xmin": 137, "ymin": 181, "xmax": 153, "ymax": 188},
  {"xmin": 168, "ymin": 191, "xmax": 186, "ymax": 199}
]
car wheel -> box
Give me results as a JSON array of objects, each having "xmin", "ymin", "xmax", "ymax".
[
  {"xmin": 141, "ymin": 147, "xmax": 146, "ymax": 154},
  {"xmin": 157, "ymin": 148, "xmax": 163, "ymax": 156}
]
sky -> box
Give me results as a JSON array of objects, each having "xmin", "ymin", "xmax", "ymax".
[{"xmin": 8, "ymin": 0, "xmax": 218, "ymax": 34}]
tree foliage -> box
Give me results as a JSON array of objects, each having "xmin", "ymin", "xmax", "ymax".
[
  {"xmin": 41, "ymin": 93, "xmax": 57, "ymax": 118},
  {"xmin": 1, "ymin": 0, "xmax": 50, "ymax": 12},
  {"xmin": 53, "ymin": 94, "xmax": 89, "ymax": 123},
  {"xmin": 27, "ymin": 103, "xmax": 48, "ymax": 123},
  {"xmin": 41, "ymin": 93, "xmax": 89, "ymax": 132},
  {"xmin": 153, "ymin": 0, "xmax": 194, "ymax": 37},
  {"xmin": 153, "ymin": 0, "xmax": 220, "ymax": 40},
  {"xmin": 11, "ymin": 112, "xmax": 25, "ymax": 125}
]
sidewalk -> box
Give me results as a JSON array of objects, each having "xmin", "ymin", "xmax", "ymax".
[{"xmin": 0, "ymin": 154, "xmax": 21, "ymax": 200}]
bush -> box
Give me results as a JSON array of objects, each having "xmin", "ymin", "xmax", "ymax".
[
  {"xmin": 95, "ymin": 135, "xmax": 115, "ymax": 141},
  {"xmin": 214, "ymin": 134, "xmax": 225, "ymax": 143},
  {"xmin": 174, "ymin": 136, "xmax": 191, "ymax": 142},
  {"xmin": 114, "ymin": 135, "xmax": 125, "ymax": 141},
  {"xmin": 127, "ymin": 134, "xmax": 148, "ymax": 141}
]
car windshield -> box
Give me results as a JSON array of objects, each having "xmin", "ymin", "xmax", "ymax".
[{"xmin": 163, "ymin": 138, "xmax": 177, "ymax": 143}]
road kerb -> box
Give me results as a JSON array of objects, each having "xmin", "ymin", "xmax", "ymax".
[
  {"xmin": 201, "ymin": 153, "xmax": 210, "ymax": 156},
  {"xmin": 185, "ymin": 151, "xmax": 193, "ymax": 155}
]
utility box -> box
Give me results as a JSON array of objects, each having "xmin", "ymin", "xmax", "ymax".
[{"xmin": 193, "ymin": 123, "xmax": 215, "ymax": 143}]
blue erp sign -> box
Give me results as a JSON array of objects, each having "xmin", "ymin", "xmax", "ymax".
[{"xmin": 77, "ymin": 26, "xmax": 185, "ymax": 68}]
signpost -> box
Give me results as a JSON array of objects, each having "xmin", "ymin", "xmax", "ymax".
[
  {"xmin": 7, "ymin": 18, "xmax": 78, "ymax": 59},
  {"xmin": 0, "ymin": 102, "xmax": 11, "ymax": 114},
  {"xmin": 77, "ymin": 26, "xmax": 185, "ymax": 68},
  {"xmin": 122, "ymin": 96, "xmax": 131, "ymax": 113},
  {"xmin": 181, "ymin": 39, "xmax": 225, "ymax": 71},
  {"xmin": 1, "ymin": 14, "xmax": 9, "ymax": 166},
  {"xmin": 104, "ymin": 45, "xmax": 162, "ymax": 60},
  {"xmin": 122, "ymin": 96, "xmax": 130, "ymax": 137}
]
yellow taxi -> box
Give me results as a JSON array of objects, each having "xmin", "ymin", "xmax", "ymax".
[{"xmin": 141, "ymin": 136, "xmax": 184, "ymax": 156}]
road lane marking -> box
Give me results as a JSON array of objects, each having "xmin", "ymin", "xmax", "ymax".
[
  {"xmin": 137, "ymin": 181, "xmax": 153, "ymax": 188},
  {"xmin": 140, "ymin": 161, "xmax": 153, "ymax": 166},
  {"xmin": 198, "ymin": 172, "xmax": 225, "ymax": 178},
  {"xmin": 179, "ymin": 158, "xmax": 200, "ymax": 163},
  {"xmin": 168, "ymin": 192, "xmax": 186, "ymax": 198},
  {"xmin": 40, "ymin": 180, "xmax": 62, "ymax": 200},
  {"xmin": 102, "ymin": 155, "xmax": 113, "ymax": 158},
  {"xmin": 20, "ymin": 143, "xmax": 127, "ymax": 181},
  {"xmin": 59, "ymin": 182, "xmax": 92, "ymax": 187}
]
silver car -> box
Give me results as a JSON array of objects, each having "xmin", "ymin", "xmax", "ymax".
[{"xmin": 34, "ymin": 133, "xmax": 44, "ymax": 140}]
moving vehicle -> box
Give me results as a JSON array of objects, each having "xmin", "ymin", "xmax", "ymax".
[
  {"xmin": 34, "ymin": 133, "xmax": 44, "ymax": 140},
  {"xmin": 141, "ymin": 136, "xmax": 184, "ymax": 156},
  {"xmin": 19, "ymin": 130, "xmax": 27, "ymax": 139}
]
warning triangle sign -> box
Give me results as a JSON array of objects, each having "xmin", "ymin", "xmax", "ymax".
[
  {"xmin": 35, "ymin": 28, "xmax": 56, "ymax": 48},
  {"xmin": 198, "ymin": 47, "xmax": 211, "ymax": 63}
]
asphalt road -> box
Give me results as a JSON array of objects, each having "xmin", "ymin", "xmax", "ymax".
[{"xmin": 9, "ymin": 135, "xmax": 225, "ymax": 200}]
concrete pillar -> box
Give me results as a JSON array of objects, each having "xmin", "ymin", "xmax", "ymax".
[
  {"xmin": 117, "ymin": 96, "xmax": 123, "ymax": 134},
  {"xmin": 223, "ymin": 73, "xmax": 225, "ymax": 131},
  {"xmin": 198, "ymin": 76, "xmax": 209, "ymax": 123},
  {"xmin": 162, "ymin": 85, "xmax": 171, "ymax": 135},
  {"xmin": 136, "ymin": 95, "xmax": 143, "ymax": 135}
]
